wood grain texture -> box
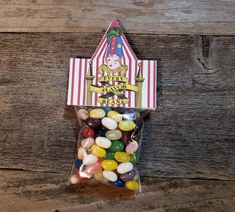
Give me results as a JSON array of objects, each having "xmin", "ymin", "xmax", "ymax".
[
  {"xmin": 0, "ymin": 170, "xmax": 234, "ymax": 212},
  {"xmin": 0, "ymin": 33, "xmax": 234, "ymax": 180},
  {"xmin": 0, "ymin": 0, "xmax": 235, "ymax": 35}
]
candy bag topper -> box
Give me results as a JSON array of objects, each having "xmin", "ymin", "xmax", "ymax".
[
  {"xmin": 66, "ymin": 20, "xmax": 157, "ymax": 198},
  {"xmin": 67, "ymin": 20, "xmax": 157, "ymax": 109}
]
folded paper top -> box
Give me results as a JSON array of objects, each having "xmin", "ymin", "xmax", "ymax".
[{"xmin": 67, "ymin": 20, "xmax": 157, "ymax": 109}]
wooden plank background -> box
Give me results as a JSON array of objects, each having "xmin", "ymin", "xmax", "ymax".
[
  {"xmin": 0, "ymin": 171, "xmax": 234, "ymax": 212},
  {"xmin": 0, "ymin": 1, "xmax": 235, "ymax": 211},
  {"xmin": 0, "ymin": 0, "xmax": 234, "ymax": 35},
  {"xmin": 0, "ymin": 33, "xmax": 234, "ymax": 180}
]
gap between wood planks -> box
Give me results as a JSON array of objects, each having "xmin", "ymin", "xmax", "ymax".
[
  {"xmin": 1, "ymin": 167, "xmax": 234, "ymax": 182},
  {"xmin": 0, "ymin": 170, "xmax": 234, "ymax": 212},
  {"xmin": 0, "ymin": 0, "xmax": 235, "ymax": 35}
]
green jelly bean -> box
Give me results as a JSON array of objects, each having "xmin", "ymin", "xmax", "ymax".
[
  {"xmin": 109, "ymin": 140, "xmax": 124, "ymax": 152},
  {"xmin": 104, "ymin": 150, "xmax": 115, "ymax": 160},
  {"xmin": 129, "ymin": 152, "xmax": 139, "ymax": 164}
]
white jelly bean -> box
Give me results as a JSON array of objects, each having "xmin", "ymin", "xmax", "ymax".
[
  {"xmin": 83, "ymin": 154, "xmax": 98, "ymax": 165},
  {"xmin": 117, "ymin": 162, "xmax": 134, "ymax": 174},
  {"xmin": 101, "ymin": 117, "xmax": 117, "ymax": 130},
  {"xmin": 102, "ymin": 170, "xmax": 118, "ymax": 182},
  {"xmin": 105, "ymin": 130, "xmax": 122, "ymax": 140},
  {"xmin": 95, "ymin": 136, "xmax": 111, "ymax": 149},
  {"xmin": 70, "ymin": 175, "xmax": 79, "ymax": 184}
]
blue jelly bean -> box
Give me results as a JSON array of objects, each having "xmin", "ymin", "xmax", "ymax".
[
  {"xmin": 103, "ymin": 107, "xmax": 112, "ymax": 115},
  {"xmin": 112, "ymin": 179, "xmax": 124, "ymax": 188},
  {"xmin": 123, "ymin": 111, "xmax": 137, "ymax": 121},
  {"xmin": 74, "ymin": 159, "xmax": 83, "ymax": 169}
]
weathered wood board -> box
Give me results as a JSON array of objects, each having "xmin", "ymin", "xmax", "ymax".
[
  {"xmin": 0, "ymin": 0, "xmax": 235, "ymax": 35},
  {"xmin": 0, "ymin": 33, "xmax": 234, "ymax": 180},
  {"xmin": 0, "ymin": 171, "xmax": 234, "ymax": 212}
]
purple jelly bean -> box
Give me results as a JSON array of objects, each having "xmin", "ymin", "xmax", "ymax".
[
  {"xmin": 121, "ymin": 131, "xmax": 133, "ymax": 146},
  {"xmin": 119, "ymin": 169, "xmax": 137, "ymax": 182},
  {"xmin": 86, "ymin": 118, "xmax": 101, "ymax": 128}
]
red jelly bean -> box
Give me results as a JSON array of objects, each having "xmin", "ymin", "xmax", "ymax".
[
  {"xmin": 121, "ymin": 131, "xmax": 133, "ymax": 145},
  {"xmin": 81, "ymin": 127, "xmax": 95, "ymax": 138}
]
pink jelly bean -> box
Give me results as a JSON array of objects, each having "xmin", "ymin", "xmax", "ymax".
[
  {"xmin": 81, "ymin": 137, "xmax": 94, "ymax": 149},
  {"xmin": 125, "ymin": 141, "xmax": 138, "ymax": 154},
  {"xmin": 85, "ymin": 162, "xmax": 102, "ymax": 174}
]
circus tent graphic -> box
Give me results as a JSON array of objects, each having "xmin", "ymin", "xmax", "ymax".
[{"xmin": 67, "ymin": 20, "xmax": 157, "ymax": 109}]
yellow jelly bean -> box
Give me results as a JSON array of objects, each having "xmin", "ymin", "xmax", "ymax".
[
  {"xmin": 94, "ymin": 170, "xmax": 108, "ymax": 183},
  {"xmin": 101, "ymin": 160, "xmax": 118, "ymax": 171},
  {"xmin": 125, "ymin": 180, "xmax": 139, "ymax": 190},
  {"xmin": 90, "ymin": 108, "xmax": 105, "ymax": 118},
  {"xmin": 77, "ymin": 147, "xmax": 87, "ymax": 160},
  {"xmin": 107, "ymin": 111, "xmax": 122, "ymax": 122},
  {"xmin": 91, "ymin": 144, "xmax": 106, "ymax": 158},
  {"xmin": 119, "ymin": 120, "xmax": 136, "ymax": 131},
  {"xmin": 114, "ymin": 152, "xmax": 130, "ymax": 163}
]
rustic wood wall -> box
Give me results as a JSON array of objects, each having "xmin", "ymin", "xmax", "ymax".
[
  {"xmin": 0, "ymin": 0, "xmax": 234, "ymax": 35},
  {"xmin": 0, "ymin": 1, "xmax": 234, "ymax": 211},
  {"xmin": 1, "ymin": 33, "xmax": 234, "ymax": 180}
]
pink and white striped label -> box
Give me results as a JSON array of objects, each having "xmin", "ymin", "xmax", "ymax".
[{"xmin": 67, "ymin": 20, "xmax": 157, "ymax": 110}]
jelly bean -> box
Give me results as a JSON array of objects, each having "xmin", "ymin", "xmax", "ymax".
[
  {"xmin": 77, "ymin": 147, "xmax": 87, "ymax": 160},
  {"xmin": 117, "ymin": 162, "xmax": 133, "ymax": 174},
  {"xmin": 125, "ymin": 180, "xmax": 139, "ymax": 190},
  {"xmin": 98, "ymin": 157, "xmax": 103, "ymax": 163},
  {"xmin": 95, "ymin": 125, "xmax": 108, "ymax": 137},
  {"xmin": 128, "ymin": 111, "xmax": 137, "ymax": 120},
  {"xmin": 119, "ymin": 170, "xmax": 137, "ymax": 181},
  {"xmin": 129, "ymin": 152, "xmax": 139, "ymax": 164},
  {"xmin": 112, "ymin": 179, "xmax": 124, "ymax": 188},
  {"xmin": 90, "ymin": 108, "xmax": 105, "ymax": 118},
  {"xmin": 78, "ymin": 170, "xmax": 93, "ymax": 179},
  {"xmin": 125, "ymin": 141, "xmax": 138, "ymax": 154},
  {"xmin": 77, "ymin": 109, "xmax": 89, "ymax": 120},
  {"xmin": 91, "ymin": 144, "xmax": 106, "ymax": 158},
  {"xmin": 83, "ymin": 154, "xmax": 98, "ymax": 165},
  {"xmin": 101, "ymin": 160, "xmax": 118, "ymax": 171},
  {"xmin": 85, "ymin": 162, "xmax": 102, "ymax": 174},
  {"xmin": 105, "ymin": 130, "xmax": 122, "ymax": 140},
  {"xmin": 133, "ymin": 170, "xmax": 139, "ymax": 180},
  {"xmin": 74, "ymin": 159, "xmax": 83, "ymax": 169},
  {"xmin": 81, "ymin": 127, "xmax": 95, "ymax": 138},
  {"xmin": 107, "ymin": 111, "xmax": 122, "ymax": 122},
  {"xmin": 109, "ymin": 140, "xmax": 124, "ymax": 152},
  {"xmin": 102, "ymin": 170, "xmax": 117, "ymax": 182},
  {"xmin": 95, "ymin": 136, "xmax": 112, "ymax": 149},
  {"xmin": 114, "ymin": 152, "xmax": 130, "ymax": 163},
  {"xmin": 122, "ymin": 111, "xmax": 137, "ymax": 121},
  {"xmin": 94, "ymin": 170, "xmax": 109, "ymax": 183},
  {"xmin": 104, "ymin": 150, "xmax": 115, "ymax": 160},
  {"xmin": 103, "ymin": 107, "xmax": 112, "ymax": 114},
  {"xmin": 121, "ymin": 131, "xmax": 133, "ymax": 145},
  {"xmin": 70, "ymin": 175, "xmax": 79, "ymax": 184},
  {"xmin": 81, "ymin": 137, "xmax": 94, "ymax": 149},
  {"xmin": 86, "ymin": 118, "xmax": 101, "ymax": 128},
  {"xmin": 119, "ymin": 120, "xmax": 136, "ymax": 131},
  {"xmin": 101, "ymin": 117, "xmax": 117, "ymax": 130}
]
